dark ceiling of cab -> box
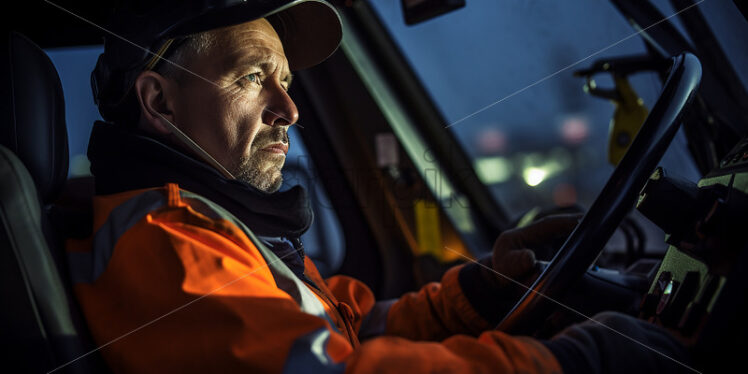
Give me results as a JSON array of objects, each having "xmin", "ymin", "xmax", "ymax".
[{"xmin": 5, "ymin": 0, "xmax": 114, "ymax": 48}]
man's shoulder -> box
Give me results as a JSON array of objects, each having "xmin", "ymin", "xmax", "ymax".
[
  {"xmin": 89, "ymin": 185, "xmax": 172, "ymax": 232},
  {"xmin": 91, "ymin": 183, "xmax": 240, "ymax": 227},
  {"xmin": 67, "ymin": 182, "xmax": 284, "ymax": 300}
]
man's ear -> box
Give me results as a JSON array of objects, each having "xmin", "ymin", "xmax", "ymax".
[{"xmin": 133, "ymin": 71, "xmax": 176, "ymax": 135}]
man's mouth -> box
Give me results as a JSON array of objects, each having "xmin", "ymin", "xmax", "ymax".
[{"xmin": 261, "ymin": 143, "xmax": 288, "ymax": 155}]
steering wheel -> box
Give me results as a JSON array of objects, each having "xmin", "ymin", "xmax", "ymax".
[{"xmin": 497, "ymin": 53, "xmax": 702, "ymax": 335}]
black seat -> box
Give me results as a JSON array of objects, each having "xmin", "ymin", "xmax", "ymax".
[{"xmin": 0, "ymin": 31, "xmax": 104, "ymax": 373}]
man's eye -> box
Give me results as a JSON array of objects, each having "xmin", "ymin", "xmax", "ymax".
[{"xmin": 243, "ymin": 73, "xmax": 261, "ymax": 85}]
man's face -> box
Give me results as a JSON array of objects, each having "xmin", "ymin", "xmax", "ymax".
[{"xmin": 168, "ymin": 19, "xmax": 298, "ymax": 192}]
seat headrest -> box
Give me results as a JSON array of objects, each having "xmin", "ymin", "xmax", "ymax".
[{"xmin": 1, "ymin": 32, "xmax": 68, "ymax": 203}]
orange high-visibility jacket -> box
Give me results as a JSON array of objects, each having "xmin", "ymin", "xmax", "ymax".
[{"xmin": 66, "ymin": 183, "xmax": 561, "ymax": 373}]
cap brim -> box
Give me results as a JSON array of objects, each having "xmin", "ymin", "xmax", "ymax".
[
  {"xmin": 166, "ymin": 0, "xmax": 342, "ymax": 71},
  {"xmin": 268, "ymin": 1, "xmax": 343, "ymax": 70}
]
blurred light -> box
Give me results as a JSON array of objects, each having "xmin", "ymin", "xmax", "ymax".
[
  {"xmin": 544, "ymin": 159, "xmax": 564, "ymax": 174},
  {"xmin": 474, "ymin": 157, "xmax": 512, "ymax": 184},
  {"xmin": 516, "ymin": 151, "xmax": 570, "ymax": 187},
  {"xmin": 476, "ymin": 127, "xmax": 507, "ymax": 154},
  {"xmin": 519, "ymin": 152, "xmax": 544, "ymax": 168},
  {"xmin": 560, "ymin": 115, "xmax": 590, "ymax": 145},
  {"xmin": 523, "ymin": 167, "xmax": 547, "ymax": 186},
  {"xmin": 664, "ymin": 280, "xmax": 673, "ymax": 296}
]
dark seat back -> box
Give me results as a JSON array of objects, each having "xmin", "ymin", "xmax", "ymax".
[{"xmin": 0, "ymin": 31, "xmax": 104, "ymax": 373}]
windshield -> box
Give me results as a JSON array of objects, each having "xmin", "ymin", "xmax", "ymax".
[{"xmin": 368, "ymin": 0, "xmax": 745, "ymax": 220}]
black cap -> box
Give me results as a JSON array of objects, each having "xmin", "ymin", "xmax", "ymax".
[{"xmin": 92, "ymin": 0, "xmax": 342, "ymax": 122}]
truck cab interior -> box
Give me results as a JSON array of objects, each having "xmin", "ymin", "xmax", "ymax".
[{"xmin": 2, "ymin": 0, "xmax": 747, "ymax": 372}]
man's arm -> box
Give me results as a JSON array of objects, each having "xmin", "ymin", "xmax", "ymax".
[
  {"xmin": 321, "ymin": 215, "xmax": 580, "ymax": 342},
  {"xmin": 321, "ymin": 264, "xmax": 494, "ymax": 342}
]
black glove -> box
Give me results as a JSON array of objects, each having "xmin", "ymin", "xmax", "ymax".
[
  {"xmin": 543, "ymin": 311, "xmax": 692, "ymax": 373},
  {"xmin": 458, "ymin": 214, "xmax": 580, "ymax": 325}
]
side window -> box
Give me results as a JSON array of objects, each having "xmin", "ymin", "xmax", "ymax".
[
  {"xmin": 47, "ymin": 47, "xmax": 346, "ymax": 276},
  {"xmin": 46, "ymin": 46, "xmax": 102, "ymax": 177}
]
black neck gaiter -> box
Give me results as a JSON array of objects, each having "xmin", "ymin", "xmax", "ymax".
[{"xmin": 87, "ymin": 121, "xmax": 313, "ymax": 238}]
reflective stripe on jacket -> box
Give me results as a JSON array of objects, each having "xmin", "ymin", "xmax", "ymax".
[{"xmin": 66, "ymin": 183, "xmax": 562, "ymax": 373}]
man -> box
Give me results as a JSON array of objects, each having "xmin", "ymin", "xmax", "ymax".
[{"xmin": 69, "ymin": 0, "xmax": 688, "ymax": 372}]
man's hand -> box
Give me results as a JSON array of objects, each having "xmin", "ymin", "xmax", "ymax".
[
  {"xmin": 544, "ymin": 311, "xmax": 692, "ymax": 373},
  {"xmin": 460, "ymin": 214, "xmax": 582, "ymax": 325},
  {"xmin": 483, "ymin": 214, "xmax": 582, "ymax": 291}
]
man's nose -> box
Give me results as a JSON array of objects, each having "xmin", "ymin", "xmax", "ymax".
[{"xmin": 262, "ymin": 83, "xmax": 299, "ymax": 127}]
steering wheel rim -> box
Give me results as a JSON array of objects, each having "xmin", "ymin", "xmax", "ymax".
[{"xmin": 497, "ymin": 53, "xmax": 702, "ymax": 335}]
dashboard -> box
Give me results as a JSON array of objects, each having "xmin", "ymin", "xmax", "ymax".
[{"xmin": 636, "ymin": 137, "xmax": 748, "ymax": 369}]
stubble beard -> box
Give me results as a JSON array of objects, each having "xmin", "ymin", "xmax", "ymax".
[{"xmin": 233, "ymin": 127, "xmax": 289, "ymax": 193}]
